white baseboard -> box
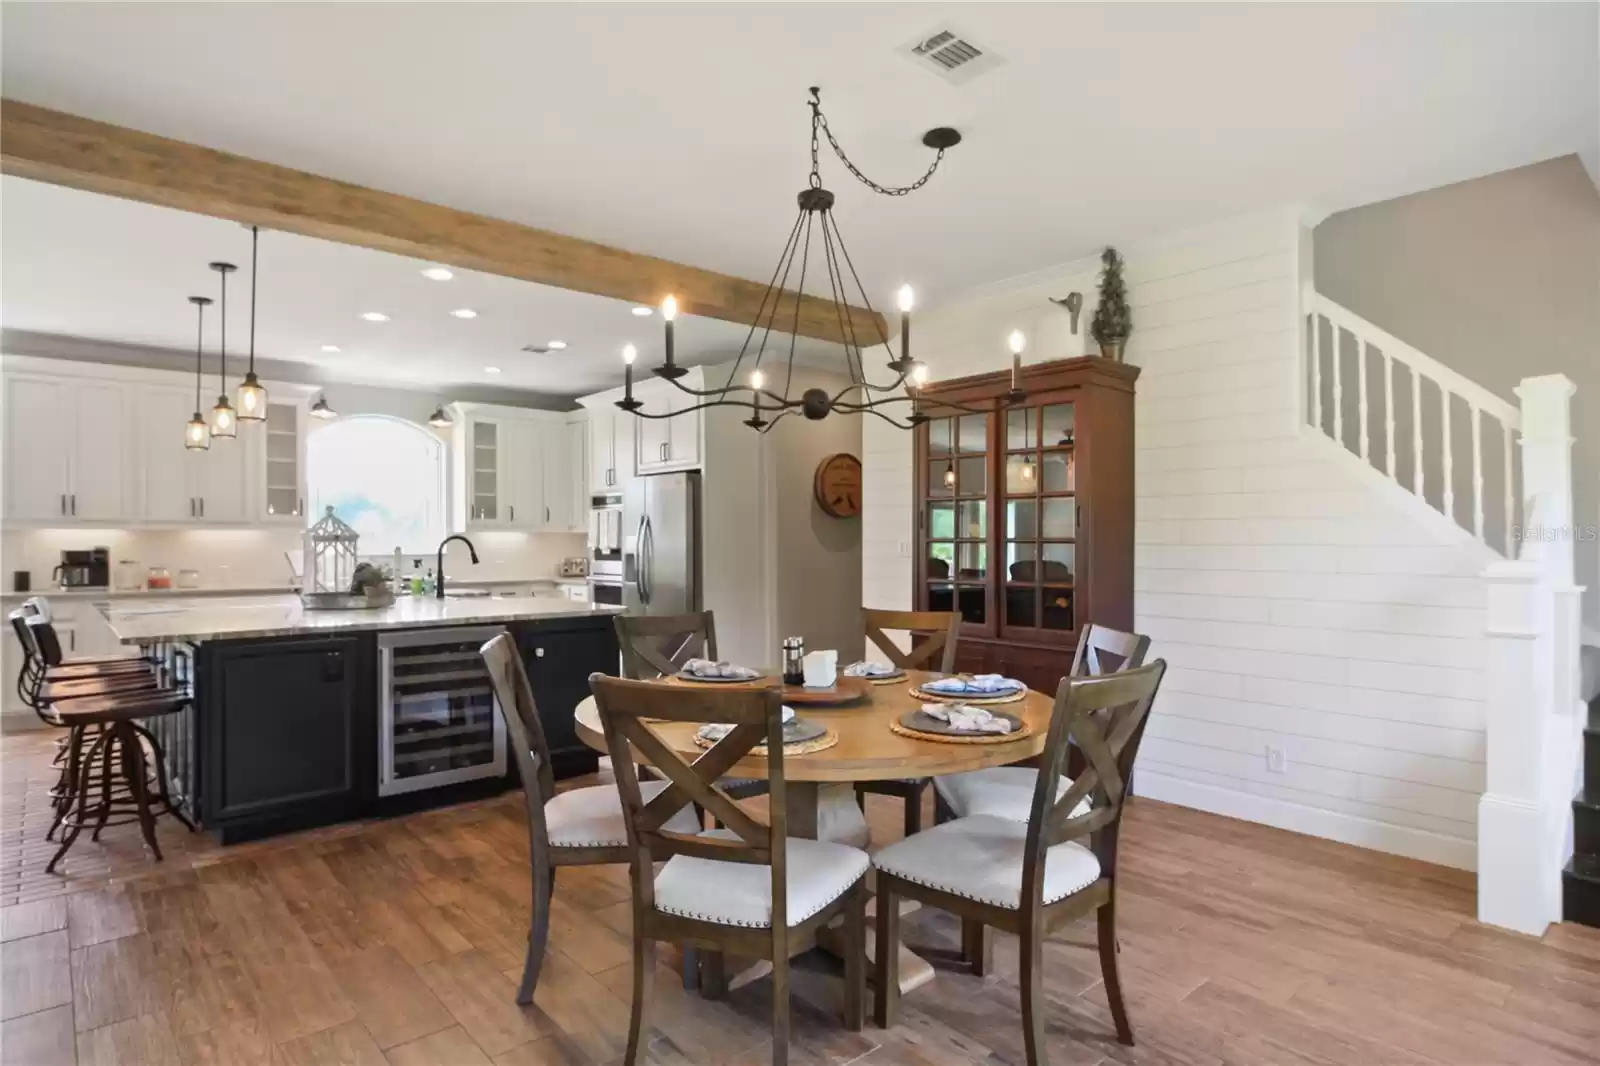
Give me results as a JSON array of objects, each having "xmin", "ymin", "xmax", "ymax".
[
  {"xmin": 1, "ymin": 711, "xmax": 50, "ymax": 735},
  {"xmin": 1134, "ymin": 768, "xmax": 1477, "ymax": 871}
]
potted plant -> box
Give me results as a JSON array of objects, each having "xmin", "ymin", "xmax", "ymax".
[{"xmin": 1090, "ymin": 246, "xmax": 1131, "ymax": 362}]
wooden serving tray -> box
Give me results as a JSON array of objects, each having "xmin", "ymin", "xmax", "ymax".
[{"xmin": 781, "ymin": 675, "xmax": 871, "ymax": 706}]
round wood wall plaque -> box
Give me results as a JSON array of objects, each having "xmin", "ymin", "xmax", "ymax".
[{"xmin": 813, "ymin": 452, "xmax": 862, "ymax": 518}]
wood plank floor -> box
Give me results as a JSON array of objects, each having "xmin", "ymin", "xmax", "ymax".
[{"xmin": 2, "ymin": 730, "xmax": 1598, "ymax": 1065}]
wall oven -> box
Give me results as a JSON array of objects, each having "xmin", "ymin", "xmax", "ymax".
[
  {"xmin": 377, "ymin": 627, "xmax": 507, "ymax": 796},
  {"xmin": 590, "ymin": 493, "xmax": 623, "ymax": 574},
  {"xmin": 588, "ymin": 575, "xmax": 624, "ymax": 608}
]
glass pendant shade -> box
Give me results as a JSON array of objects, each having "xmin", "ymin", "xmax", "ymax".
[
  {"xmin": 185, "ymin": 412, "xmax": 211, "ymax": 451},
  {"xmin": 211, "ymin": 395, "xmax": 238, "ymax": 438},
  {"xmin": 237, "ymin": 372, "xmax": 267, "ymax": 422}
]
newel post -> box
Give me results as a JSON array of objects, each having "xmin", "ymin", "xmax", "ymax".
[{"xmin": 1477, "ymin": 374, "xmax": 1583, "ymax": 935}]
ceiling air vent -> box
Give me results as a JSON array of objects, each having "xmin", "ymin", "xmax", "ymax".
[
  {"xmin": 520, "ymin": 344, "xmax": 553, "ymax": 355},
  {"xmin": 903, "ymin": 28, "xmax": 1004, "ymax": 85}
]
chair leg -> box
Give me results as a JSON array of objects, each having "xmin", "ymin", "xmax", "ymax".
[
  {"xmin": 681, "ymin": 946, "xmax": 700, "ymax": 991},
  {"xmin": 516, "ymin": 860, "xmax": 555, "ymax": 1005},
  {"xmin": 1097, "ymin": 898, "xmax": 1134, "ymax": 1045},
  {"xmin": 771, "ymin": 947, "xmax": 791, "ymax": 1066},
  {"xmin": 91, "ymin": 725, "xmax": 116, "ymax": 842},
  {"xmin": 933, "ymin": 788, "xmax": 954, "ymax": 826},
  {"xmin": 139, "ymin": 724, "xmax": 195, "ymax": 832},
  {"xmin": 854, "ymin": 784, "xmax": 868, "ymax": 813},
  {"xmin": 624, "ymin": 932, "xmax": 655, "ymax": 1066},
  {"xmin": 701, "ymin": 950, "xmax": 728, "ymax": 999},
  {"xmin": 47, "ymin": 730, "xmax": 103, "ymax": 875},
  {"xmin": 118, "ymin": 723, "xmax": 162, "ymax": 862},
  {"xmin": 903, "ymin": 783, "xmax": 923, "ymax": 838},
  {"xmin": 873, "ymin": 877, "xmax": 900, "ymax": 1028},
  {"xmin": 842, "ymin": 880, "xmax": 866, "ymax": 1032},
  {"xmin": 961, "ymin": 917, "xmax": 992, "ymax": 977},
  {"xmin": 1020, "ymin": 923, "xmax": 1046, "ymax": 1066}
]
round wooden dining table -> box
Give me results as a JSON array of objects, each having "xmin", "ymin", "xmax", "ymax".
[{"xmin": 572, "ymin": 669, "xmax": 1057, "ymax": 993}]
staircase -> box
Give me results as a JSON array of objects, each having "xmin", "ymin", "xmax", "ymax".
[
  {"xmin": 1568, "ymin": 695, "xmax": 1600, "ymax": 926},
  {"xmin": 1303, "ymin": 292, "xmax": 1593, "ymax": 933}
]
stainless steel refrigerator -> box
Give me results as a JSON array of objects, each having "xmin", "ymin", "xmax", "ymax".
[{"xmin": 623, "ymin": 471, "xmax": 701, "ymax": 615}]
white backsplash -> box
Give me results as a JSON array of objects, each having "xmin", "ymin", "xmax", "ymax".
[{"xmin": 1, "ymin": 527, "xmax": 585, "ymax": 592}]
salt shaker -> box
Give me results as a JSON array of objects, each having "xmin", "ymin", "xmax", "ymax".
[{"xmin": 781, "ymin": 636, "xmax": 805, "ymax": 685}]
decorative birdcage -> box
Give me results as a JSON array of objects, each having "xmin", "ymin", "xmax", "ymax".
[{"xmin": 300, "ymin": 506, "xmax": 392, "ymax": 609}]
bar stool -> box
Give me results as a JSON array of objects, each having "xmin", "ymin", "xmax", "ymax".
[{"xmin": 46, "ymin": 689, "xmax": 194, "ymax": 874}]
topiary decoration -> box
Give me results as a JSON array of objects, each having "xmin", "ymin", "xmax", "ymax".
[{"xmin": 1090, "ymin": 246, "xmax": 1132, "ymax": 357}]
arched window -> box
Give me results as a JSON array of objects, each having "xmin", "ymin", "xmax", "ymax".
[{"xmin": 307, "ymin": 415, "xmax": 446, "ymax": 555}]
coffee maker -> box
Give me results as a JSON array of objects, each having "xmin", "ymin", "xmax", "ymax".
[{"xmin": 54, "ymin": 547, "xmax": 110, "ymax": 589}]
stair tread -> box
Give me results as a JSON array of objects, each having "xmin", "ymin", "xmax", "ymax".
[{"xmin": 1566, "ymin": 854, "xmax": 1600, "ymax": 883}]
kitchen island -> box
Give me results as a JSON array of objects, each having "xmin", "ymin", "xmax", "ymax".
[{"xmin": 101, "ymin": 594, "xmax": 623, "ymax": 843}]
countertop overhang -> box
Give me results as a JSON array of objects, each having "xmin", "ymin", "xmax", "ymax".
[{"xmin": 100, "ymin": 594, "xmax": 624, "ymax": 644}]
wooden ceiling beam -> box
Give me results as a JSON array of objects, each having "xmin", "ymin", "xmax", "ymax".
[{"xmin": 0, "ymin": 100, "xmax": 886, "ymax": 346}]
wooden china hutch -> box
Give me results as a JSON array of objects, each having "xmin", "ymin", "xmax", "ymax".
[{"xmin": 913, "ymin": 356, "xmax": 1139, "ymax": 693}]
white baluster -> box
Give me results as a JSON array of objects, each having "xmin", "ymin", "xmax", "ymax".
[
  {"xmin": 1442, "ymin": 389, "xmax": 1455, "ymax": 524},
  {"xmin": 1384, "ymin": 353, "xmax": 1396, "ymax": 477},
  {"xmin": 1412, "ymin": 368, "xmax": 1424, "ymax": 496},
  {"xmin": 1309, "ymin": 312, "xmax": 1322, "ymax": 433},
  {"xmin": 1471, "ymin": 403, "xmax": 1484, "ymax": 541},
  {"xmin": 1502, "ymin": 423, "xmax": 1515, "ymax": 557},
  {"xmin": 1332, "ymin": 325, "xmax": 1345, "ymax": 448},
  {"xmin": 1357, "ymin": 340, "xmax": 1370, "ymax": 461}
]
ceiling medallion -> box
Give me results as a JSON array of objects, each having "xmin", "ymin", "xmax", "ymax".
[{"xmin": 616, "ymin": 87, "xmax": 1017, "ymax": 432}]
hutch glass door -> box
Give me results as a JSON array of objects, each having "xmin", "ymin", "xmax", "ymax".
[
  {"xmin": 1002, "ymin": 400, "xmax": 1077, "ymax": 639},
  {"xmin": 924, "ymin": 410, "xmax": 992, "ymax": 627}
]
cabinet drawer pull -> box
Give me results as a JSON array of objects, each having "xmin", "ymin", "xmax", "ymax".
[
  {"xmin": 660, "ymin": 442, "xmax": 668, "ymax": 462},
  {"xmin": 60, "ymin": 493, "xmax": 67, "ymax": 516},
  {"xmin": 70, "ymin": 494, "xmax": 77, "ymax": 516},
  {"xmin": 510, "ymin": 505, "xmax": 515, "ymax": 521},
  {"xmin": 199, "ymin": 497, "xmax": 205, "ymax": 518},
  {"xmin": 189, "ymin": 498, "xmax": 196, "ymax": 518}
]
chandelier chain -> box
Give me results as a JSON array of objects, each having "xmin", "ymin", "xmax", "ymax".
[{"xmin": 809, "ymin": 88, "xmax": 946, "ymax": 197}]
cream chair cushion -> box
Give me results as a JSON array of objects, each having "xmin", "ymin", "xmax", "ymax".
[
  {"xmin": 870, "ymin": 814, "xmax": 1101, "ymax": 909},
  {"xmin": 654, "ymin": 830, "xmax": 869, "ymax": 928},
  {"xmin": 934, "ymin": 766, "xmax": 1088, "ymax": 822},
  {"xmin": 545, "ymin": 781, "xmax": 699, "ymax": 848}
]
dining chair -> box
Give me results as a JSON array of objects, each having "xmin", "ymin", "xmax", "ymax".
[
  {"xmin": 871, "ymin": 659, "xmax": 1168, "ymax": 1061},
  {"xmin": 480, "ymin": 632, "xmax": 702, "ymax": 1004},
  {"xmin": 933, "ymin": 623, "xmax": 1150, "ymax": 824},
  {"xmin": 613, "ymin": 612, "xmax": 769, "ymax": 804},
  {"xmin": 854, "ymin": 608, "xmax": 961, "ymax": 837},
  {"xmin": 591, "ymin": 673, "xmax": 869, "ymax": 1066}
]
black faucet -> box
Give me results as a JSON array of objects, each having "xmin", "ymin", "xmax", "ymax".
[{"xmin": 435, "ymin": 534, "xmax": 480, "ymax": 599}]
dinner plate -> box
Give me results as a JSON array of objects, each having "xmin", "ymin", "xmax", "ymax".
[
  {"xmin": 674, "ymin": 670, "xmax": 765, "ymax": 684},
  {"xmin": 897, "ymin": 708, "xmax": 1025, "ymax": 737},
  {"xmin": 696, "ymin": 716, "xmax": 827, "ymax": 745}
]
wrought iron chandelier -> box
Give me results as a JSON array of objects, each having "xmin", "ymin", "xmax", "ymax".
[{"xmin": 617, "ymin": 87, "xmax": 1025, "ymax": 432}]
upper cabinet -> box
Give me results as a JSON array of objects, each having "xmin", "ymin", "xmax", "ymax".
[
  {"xmin": 3, "ymin": 360, "xmax": 309, "ymax": 530},
  {"xmin": 447, "ymin": 403, "xmax": 576, "ymax": 534},
  {"xmin": 633, "ymin": 369, "xmax": 704, "ymax": 475},
  {"xmin": 585, "ymin": 404, "xmax": 634, "ymax": 493},
  {"xmin": 3, "ymin": 372, "xmax": 135, "ymax": 523},
  {"xmin": 564, "ymin": 414, "xmax": 588, "ymax": 532}
]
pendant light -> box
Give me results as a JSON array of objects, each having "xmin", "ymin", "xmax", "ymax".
[
  {"xmin": 209, "ymin": 261, "xmax": 238, "ymax": 438},
  {"xmin": 309, "ymin": 394, "xmax": 338, "ymax": 419},
  {"xmin": 185, "ymin": 296, "xmax": 213, "ymax": 450},
  {"xmin": 427, "ymin": 406, "xmax": 453, "ymax": 428},
  {"xmin": 235, "ymin": 226, "xmax": 268, "ymax": 422}
]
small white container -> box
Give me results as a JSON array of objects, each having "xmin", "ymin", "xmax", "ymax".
[{"xmin": 802, "ymin": 649, "xmax": 838, "ymax": 689}]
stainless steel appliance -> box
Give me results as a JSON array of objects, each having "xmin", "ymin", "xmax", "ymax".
[
  {"xmin": 588, "ymin": 491, "xmax": 624, "ymax": 607},
  {"xmin": 623, "ymin": 471, "xmax": 701, "ymax": 615},
  {"xmin": 377, "ymin": 626, "xmax": 507, "ymax": 796},
  {"xmin": 54, "ymin": 547, "xmax": 109, "ymax": 589}
]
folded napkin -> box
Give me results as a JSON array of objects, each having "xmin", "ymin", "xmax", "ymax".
[
  {"xmin": 921, "ymin": 702, "xmax": 1015, "ymax": 735},
  {"xmin": 698, "ymin": 706, "xmax": 797, "ymax": 742},
  {"xmin": 922, "ymin": 673, "xmax": 1024, "ymax": 694},
  {"xmin": 843, "ymin": 661, "xmax": 900, "ymax": 678},
  {"xmin": 681, "ymin": 658, "xmax": 761, "ymax": 680}
]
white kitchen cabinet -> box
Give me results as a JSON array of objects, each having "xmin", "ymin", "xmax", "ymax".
[
  {"xmin": 136, "ymin": 384, "xmax": 252, "ymax": 524},
  {"xmin": 503, "ymin": 418, "xmax": 543, "ymax": 527},
  {"xmin": 467, "ymin": 417, "xmax": 505, "ymax": 524},
  {"xmin": 450, "ymin": 404, "xmax": 578, "ymax": 533},
  {"xmin": 633, "ymin": 370, "xmax": 703, "ymax": 474},
  {"xmin": 2, "ymin": 373, "xmax": 134, "ymax": 523},
  {"xmin": 564, "ymin": 414, "xmax": 589, "ymax": 531},
  {"xmin": 586, "ymin": 404, "xmax": 635, "ymax": 493},
  {"xmin": 257, "ymin": 399, "xmax": 307, "ymax": 522},
  {"xmin": 539, "ymin": 421, "xmax": 572, "ymax": 531}
]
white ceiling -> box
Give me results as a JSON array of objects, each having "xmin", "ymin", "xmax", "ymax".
[
  {"xmin": 1, "ymin": 3, "xmax": 1594, "ymax": 387},
  {"xmin": 0, "ymin": 177, "xmax": 842, "ymax": 396}
]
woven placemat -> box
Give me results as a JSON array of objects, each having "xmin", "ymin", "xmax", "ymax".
[
  {"xmin": 692, "ymin": 728, "xmax": 839, "ymax": 756},
  {"xmin": 910, "ymin": 685, "xmax": 1027, "ymax": 705},
  {"xmin": 890, "ymin": 718, "xmax": 1032, "ymax": 745}
]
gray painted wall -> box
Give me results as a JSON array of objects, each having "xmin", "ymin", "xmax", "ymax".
[{"xmin": 1314, "ymin": 155, "xmax": 1600, "ymax": 634}]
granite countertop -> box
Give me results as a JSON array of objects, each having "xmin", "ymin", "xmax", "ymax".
[
  {"xmin": 4, "ymin": 575, "xmax": 588, "ymax": 602},
  {"xmin": 100, "ymin": 594, "xmax": 623, "ymax": 645}
]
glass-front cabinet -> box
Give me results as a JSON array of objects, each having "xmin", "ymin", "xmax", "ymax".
[{"xmin": 913, "ymin": 357, "xmax": 1139, "ymax": 691}]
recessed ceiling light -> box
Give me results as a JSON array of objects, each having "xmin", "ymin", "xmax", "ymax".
[
  {"xmin": 320, "ymin": 344, "xmax": 341, "ymax": 353},
  {"xmin": 421, "ymin": 267, "xmax": 454, "ymax": 281},
  {"xmin": 631, "ymin": 306, "xmax": 653, "ymax": 317},
  {"xmin": 361, "ymin": 311, "xmax": 389, "ymax": 322},
  {"xmin": 546, "ymin": 340, "xmax": 568, "ymax": 350},
  {"xmin": 484, "ymin": 366, "xmax": 501, "ymax": 375},
  {"xmin": 450, "ymin": 308, "xmax": 478, "ymax": 319}
]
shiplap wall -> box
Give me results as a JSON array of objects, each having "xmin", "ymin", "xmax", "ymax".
[{"xmin": 862, "ymin": 209, "xmax": 1488, "ymax": 870}]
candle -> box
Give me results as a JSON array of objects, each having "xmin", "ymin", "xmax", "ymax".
[
  {"xmin": 1008, "ymin": 329, "xmax": 1026, "ymax": 389},
  {"xmin": 897, "ymin": 285, "xmax": 914, "ymax": 366},
  {"xmin": 622, "ymin": 343, "xmax": 637, "ymax": 404},
  {"xmin": 661, "ymin": 295, "xmax": 677, "ymax": 372}
]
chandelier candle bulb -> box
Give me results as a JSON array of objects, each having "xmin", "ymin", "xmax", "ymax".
[
  {"xmin": 1008, "ymin": 329, "xmax": 1026, "ymax": 390},
  {"xmin": 897, "ymin": 285, "xmax": 914, "ymax": 367},
  {"xmin": 620, "ymin": 343, "xmax": 638, "ymax": 410},
  {"xmin": 660, "ymin": 295, "xmax": 679, "ymax": 376}
]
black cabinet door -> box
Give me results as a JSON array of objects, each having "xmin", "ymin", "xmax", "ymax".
[
  {"xmin": 203, "ymin": 634, "xmax": 371, "ymax": 823},
  {"xmin": 514, "ymin": 622, "xmax": 617, "ymax": 777}
]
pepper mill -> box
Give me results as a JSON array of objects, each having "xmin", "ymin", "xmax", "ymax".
[{"xmin": 781, "ymin": 636, "xmax": 805, "ymax": 686}]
